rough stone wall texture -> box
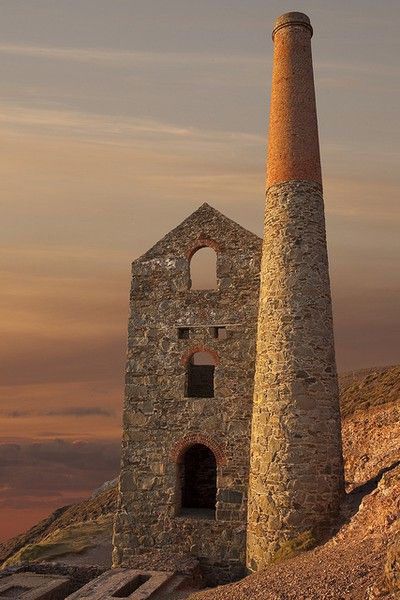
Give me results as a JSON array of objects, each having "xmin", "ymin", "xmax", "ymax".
[
  {"xmin": 246, "ymin": 180, "xmax": 344, "ymax": 571},
  {"xmin": 113, "ymin": 203, "xmax": 262, "ymax": 584}
]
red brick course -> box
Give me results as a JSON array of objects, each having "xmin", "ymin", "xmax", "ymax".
[
  {"xmin": 180, "ymin": 346, "xmax": 220, "ymax": 366},
  {"xmin": 170, "ymin": 433, "xmax": 227, "ymax": 466},
  {"xmin": 186, "ymin": 237, "xmax": 221, "ymax": 260}
]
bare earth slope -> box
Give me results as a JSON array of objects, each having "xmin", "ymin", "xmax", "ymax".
[
  {"xmin": 1, "ymin": 365, "xmax": 399, "ymax": 598},
  {"xmin": 193, "ymin": 365, "xmax": 400, "ymax": 599},
  {"xmin": 340, "ymin": 365, "xmax": 400, "ymax": 490},
  {"xmin": 192, "ymin": 466, "xmax": 400, "ymax": 599}
]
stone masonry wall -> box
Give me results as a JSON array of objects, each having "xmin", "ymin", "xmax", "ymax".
[
  {"xmin": 113, "ymin": 203, "xmax": 262, "ymax": 584},
  {"xmin": 246, "ymin": 181, "xmax": 345, "ymax": 571}
]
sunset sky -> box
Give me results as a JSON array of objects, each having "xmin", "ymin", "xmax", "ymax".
[{"xmin": 1, "ymin": 0, "xmax": 399, "ymax": 541}]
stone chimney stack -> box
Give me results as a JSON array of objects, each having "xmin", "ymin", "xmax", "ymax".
[{"xmin": 247, "ymin": 12, "xmax": 344, "ymax": 571}]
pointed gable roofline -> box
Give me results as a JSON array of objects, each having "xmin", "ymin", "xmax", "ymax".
[{"xmin": 134, "ymin": 202, "xmax": 262, "ymax": 264}]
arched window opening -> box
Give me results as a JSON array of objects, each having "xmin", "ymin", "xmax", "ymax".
[
  {"xmin": 189, "ymin": 247, "xmax": 217, "ymax": 290},
  {"xmin": 186, "ymin": 351, "xmax": 215, "ymax": 398},
  {"xmin": 180, "ymin": 444, "xmax": 217, "ymax": 515}
]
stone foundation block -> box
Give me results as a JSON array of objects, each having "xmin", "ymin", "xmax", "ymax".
[
  {"xmin": 65, "ymin": 569, "xmax": 174, "ymax": 600},
  {"xmin": 0, "ymin": 572, "xmax": 72, "ymax": 599}
]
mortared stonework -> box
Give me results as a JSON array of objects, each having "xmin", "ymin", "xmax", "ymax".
[
  {"xmin": 112, "ymin": 203, "xmax": 262, "ymax": 584},
  {"xmin": 246, "ymin": 12, "xmax": 345, "ymax": 572}
]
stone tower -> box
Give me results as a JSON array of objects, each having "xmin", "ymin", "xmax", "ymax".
[
  {"xmin": 247, "ymin": 12, "xmax": 344, "ymax": 571},
  {"xmin": 113, "ymin": 204, "xmax": 262, "ymax": 584}
]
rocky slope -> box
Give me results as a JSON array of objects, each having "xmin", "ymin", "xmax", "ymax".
[
  {"xmin": 194, "ymin": 365, "xmax": 400, "ymax": 599},
  {"xmin": 340, "ymin": 365, "xmax": 400, "ymax": 491},
  {"xmin": 192, "ymin": 465, "xmax": 400, "ymax": 599},
  {"xmin": 0, "ymin": 486, "xmax": 117, "ymax": 569},
  {"xmin": 1, "ymin": 365, "xmax": 399, "ymax": 597}
]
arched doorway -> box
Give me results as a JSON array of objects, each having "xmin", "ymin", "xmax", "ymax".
[{"xmin": 180, "ymin": 444, "xmax": 217, "ymax": 516}]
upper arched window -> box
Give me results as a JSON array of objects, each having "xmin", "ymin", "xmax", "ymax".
[
  {"xmin": 186, "ymin": 351, "xmax": 216, "ymax": 398},
  {"xmin": 189, "ymin": 246, "xmax": 217, "ymax": 290}
]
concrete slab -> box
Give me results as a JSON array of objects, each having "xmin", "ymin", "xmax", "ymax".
[
  {"xmin": 65, "ymin": 569, "xmax": 174, "ymax": 600},
  {"xmin": 0, "ymin": 572, "xmax": 72, "ymax": 599}
]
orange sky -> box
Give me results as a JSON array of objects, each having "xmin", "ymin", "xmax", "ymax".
[{"xmin": 1, "ymin": 1, "xmax": 399, "ymax": 542}]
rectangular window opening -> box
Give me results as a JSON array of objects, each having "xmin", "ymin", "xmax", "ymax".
[
  {"xmin": 178, "ymin": 327, "xmax": 190, "ymax": 339},
  {"xmin": 186, "ymin": 364, "xmax": 215, "ymax": 398}
]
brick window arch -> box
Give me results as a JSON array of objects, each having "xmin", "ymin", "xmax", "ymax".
[
  {"xmin": 181, "ymin": 346, "xmax": 220, "ymax": 366},
  {"xmin": 170, "ymin": 433, "xmax": 227, "ymax": 467},
  {"xmin": 186, "ymin": 238, "xmax": 221, "ymax": 261}
]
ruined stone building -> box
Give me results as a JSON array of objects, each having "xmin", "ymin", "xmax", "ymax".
[
  {"xmin": 113, "ymin": 10, "xmax": 344, "ymax": 586},
  {"xmin": 113, "ymin": 204, "xmax": 262, "ymax": 582}
]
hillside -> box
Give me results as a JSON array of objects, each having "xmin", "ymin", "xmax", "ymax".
[
  {"xmin": 192, "ymin": 466, "xmax": 400, "ymax": 599},
  {"xmin": 340, "ymin": 365, "xmax": 400, "ymax": 491},
  {"xmin": 1, "ymin": 365, "xmax": 399, "ymax": 597},
  {"xmin": 194, "ymin": 365, "xmax": 400, "ymax": 599},
  {"xmin": 0, "ymin": 485, "xmax": 117, "ymax": 569}
]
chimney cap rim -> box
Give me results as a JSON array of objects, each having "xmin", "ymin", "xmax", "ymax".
[{"xmin": 272, "ymin": 12, "xmax": 313, "ymax": 40}]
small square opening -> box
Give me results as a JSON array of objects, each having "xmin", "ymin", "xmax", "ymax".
[
  {"xmin": 212, "ymin": 326, "xmax": 227, "ymax": 340},
  {"xmin": 178, "ymin": 327, "xmax": 190, "ymax": 339}
]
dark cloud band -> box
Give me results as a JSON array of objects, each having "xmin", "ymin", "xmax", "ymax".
[{"xmin": 1, "ymin": 406, "xmax": 114, "ymax": 418}]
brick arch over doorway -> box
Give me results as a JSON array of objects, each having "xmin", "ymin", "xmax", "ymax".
[{"xmin": 170, "ymin": 433, "xmax": 227, "ymax": 467}]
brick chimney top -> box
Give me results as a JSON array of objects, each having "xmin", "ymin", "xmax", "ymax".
[
  {"xmin": 266, "ymin": 11, "xmax": 321, "ymax": 188},
  {"xmin": 272, "ymin": 12, "xmax": 313, "ymax": 39}
]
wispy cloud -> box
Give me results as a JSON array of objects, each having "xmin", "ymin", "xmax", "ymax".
[
  {"xmin": 0, "ymin": 103, "xmax": 194, "ymax": 139},
  {"xmin": 45, "ymin": 406, "xmax": 114, "ymax": 417},
  {"xmin": 0, "ymin": 43, "xmax": 265, "ymax": 67},
  {"xmin": 0, "ymin": 439, "xmax": 120, "ymax": 517},
  {"xmin": 0, "ymin": 101, "xmax": 264, "ymax": 148},
  {"xmin": 1, "ymin": 406, "xmax": 114, "ymax": 418},
  {"xmin": 0, "ymin": 43, "xmax": 398, "ymax": 83}
]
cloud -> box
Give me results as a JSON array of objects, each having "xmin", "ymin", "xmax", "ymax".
[
  {"xmin": 0, "ymin": 379, "xmax": 122, "ymax": 444},
  {"xmin": 0, "ymin": 103, "xmax": 194, "ymax": 142},
  {"xmin": 0, "ymin": 437, "xmax": 120, "ymax": 543},
  {"xmin": 2, "ymin": 410, "xmax": 31, "ymax": 418},
  {"xmin": 0, "ymin": 43, "xmax": 265, "ymax": 68},
  {"xmin": 0, "ymin": 332, "xmax": 125, "ymax": 386},
  {"xmin": 0, "ymin": 44, "xmax": 397, "ymax": 97},
  {"xmin": 0, "ymin": 43, "xmax": 396, "ymax": 78},
  {"xmin": 45, "ymin": 406, "xmax": 114, "ymax": 417},
  {"xmin": 0, "ymin": 439, "xmax": 120, "ymax": 511},
  {"xmin": 1, "ymin": 406, "xmax": 114, "ymax": 418},
  {"xmin": 0, "ymin": 101, "xmax": 263, "ymax": 149}
]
